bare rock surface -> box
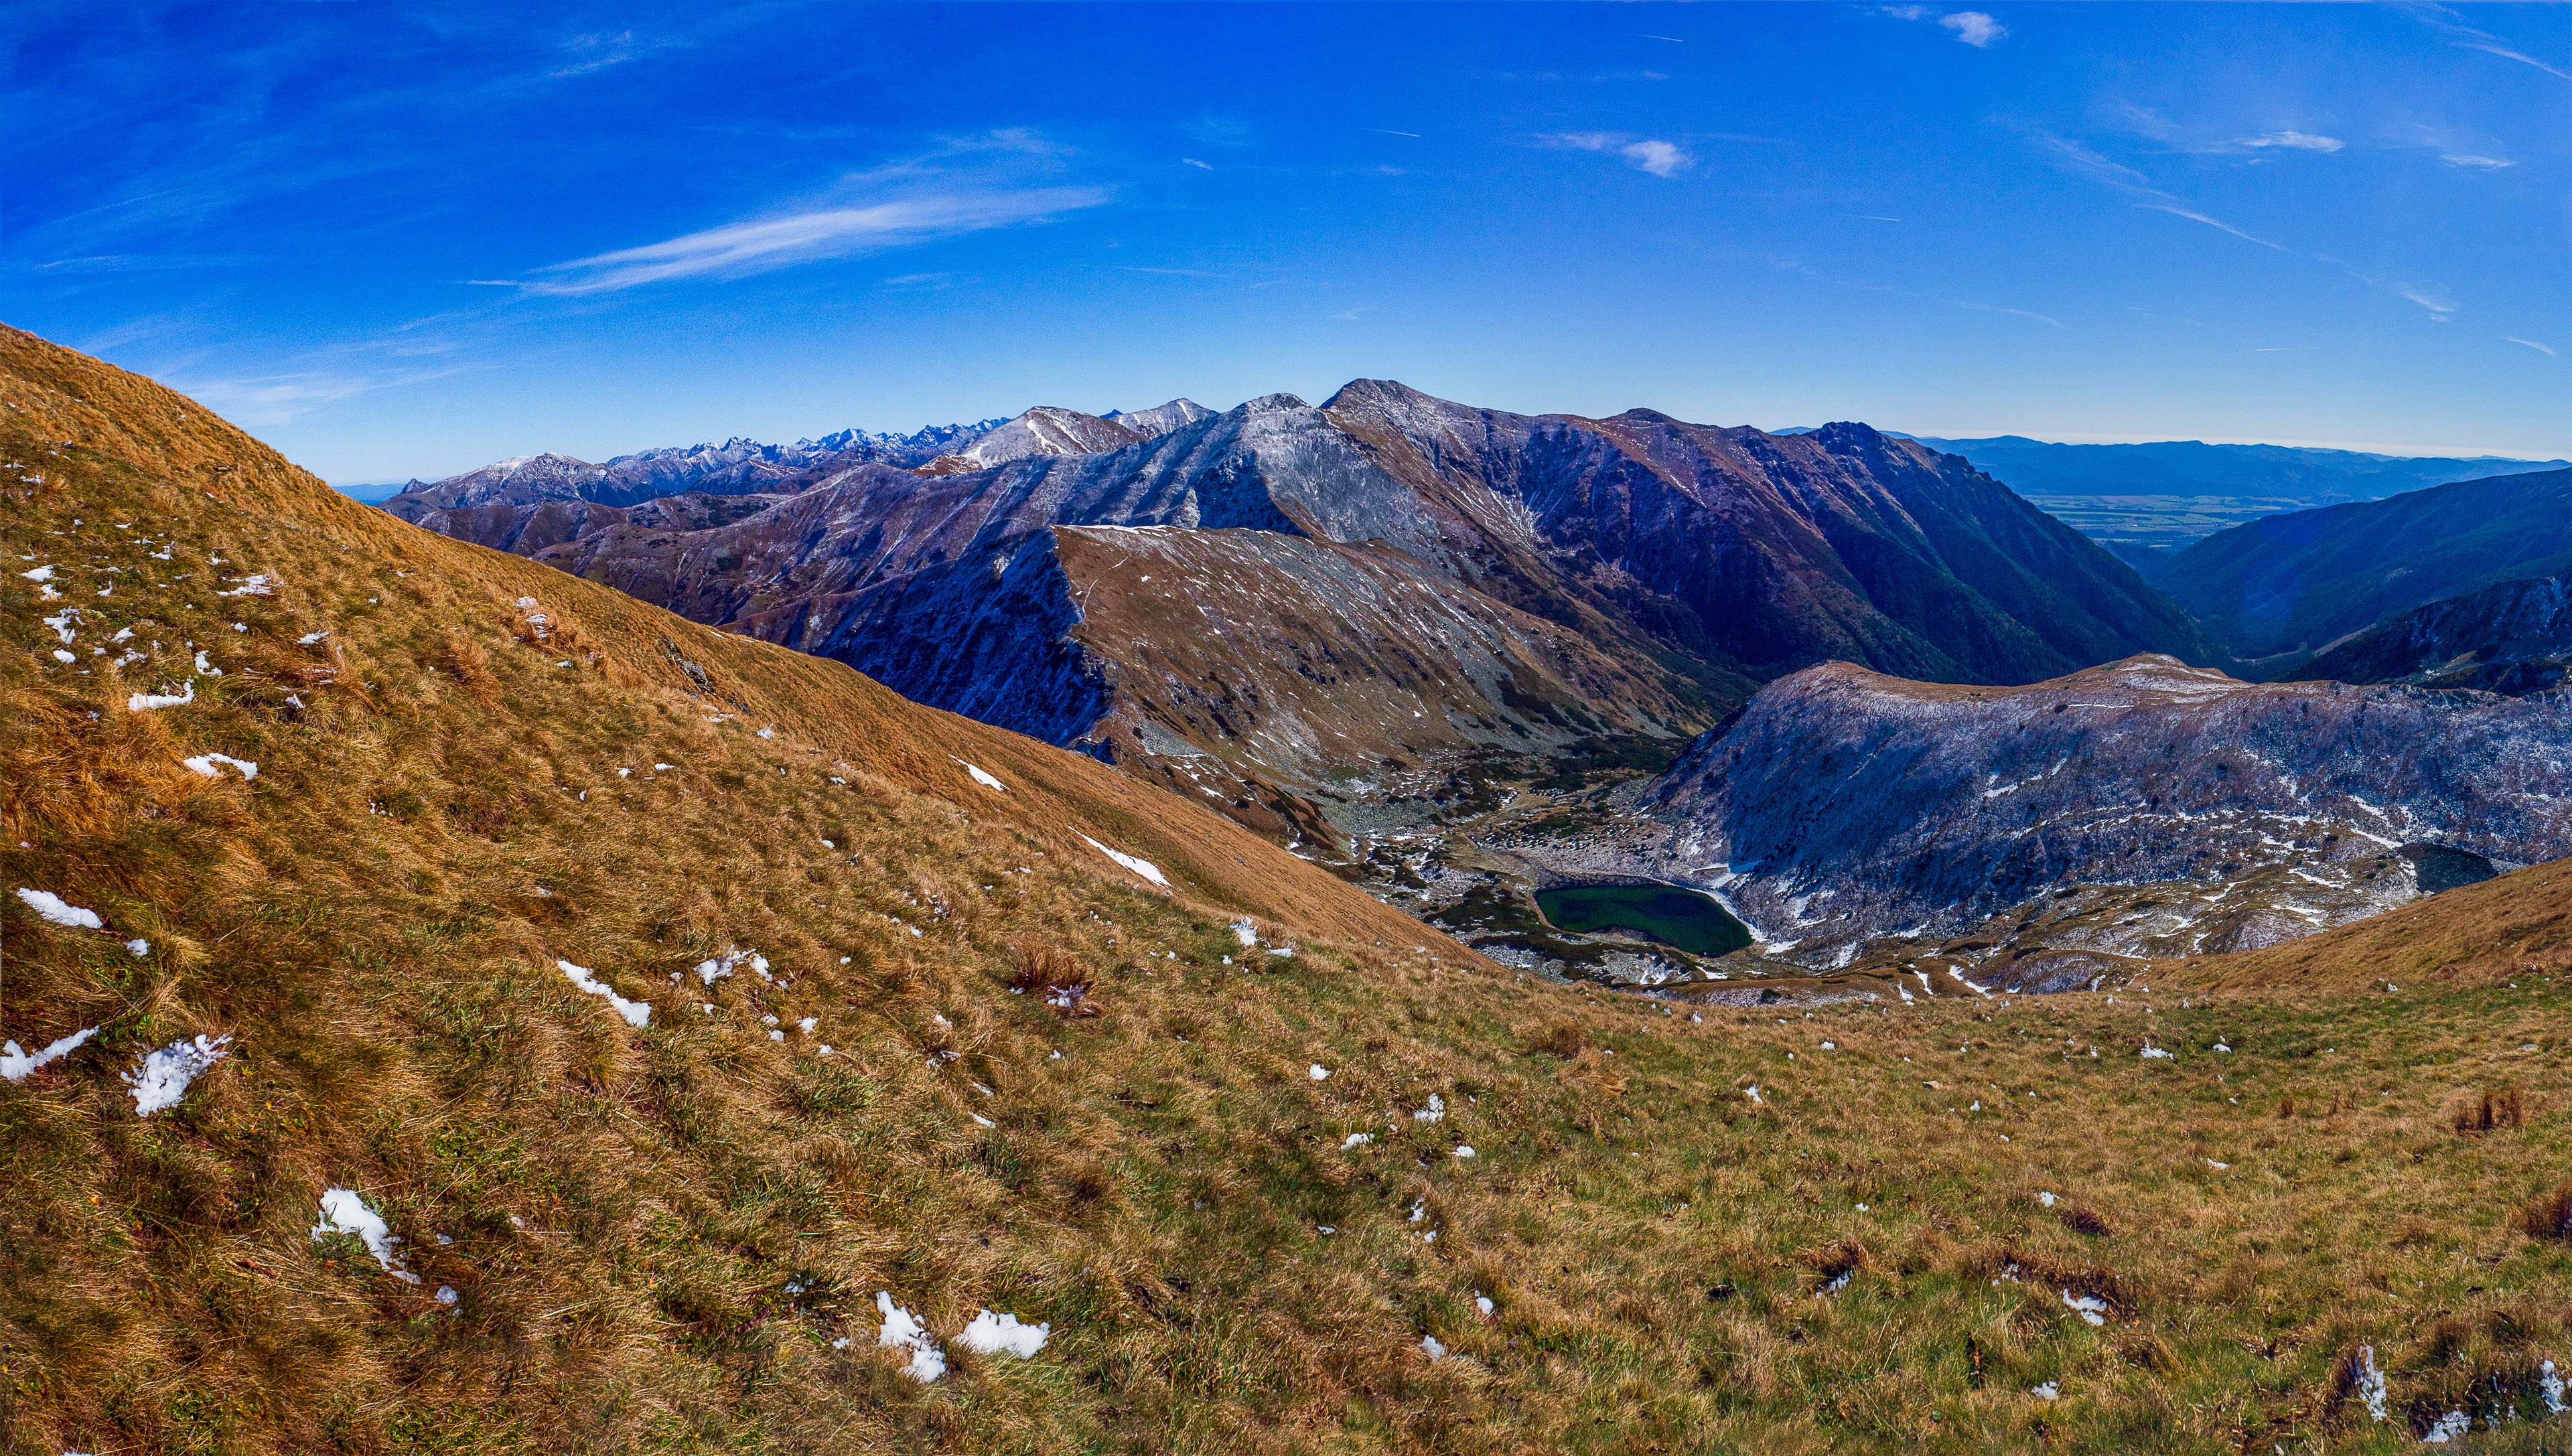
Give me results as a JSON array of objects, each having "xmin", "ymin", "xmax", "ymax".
[{"xmin": 1642, "ymin": 654, "xmax": 2572, "ymax": 962}]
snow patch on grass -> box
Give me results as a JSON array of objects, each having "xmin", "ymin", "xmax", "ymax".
[
  {"xmin": 875, "ymin": 1293, "xmax": 946, "ymax": 1382},
  {"xmin": 559, "ymin": 960, "xmax": 651, "ymax": 1027},
  {"xmin": 15, "ymin": 887, "xmax": 102, "ymax": 929},
  {"xmin": 311, "ymin": 1187, "xmax": 419, "ymax": 1283},
  {"xmin": 125, "ymin": 1033, "xmax": 231, "ymax": 1115},
  {"xmin": 1078, "ymin": 833, "xmax": 1167, "ymax": 886},
  {"xmin": 1, "ymin": 1026, "xmax": 100, "ymax": 1082},
  {"xmin": 181, "ymin": 752, "xmax": 258, "ymax": 780},
  {"xmin": 956, "ymin": 1309, "xmax": 1049, "ymax": 1358}
]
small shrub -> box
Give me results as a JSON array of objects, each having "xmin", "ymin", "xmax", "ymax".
[
  {"xmin": 2520, "ymin": 1181, "xmax": 2572, "ymax": 1242},
  {"xmin": 2451, "ymin": 1087, "xmax": 2524, "ymax": 1133},
  {"xmin": 2060, "ymin": 1204, "xmax": 2115, "ymax": 1238},
  {"xmin": 1012, "ymin": 945, "xmax": 1102, "ymax": 1018},
  {"xmin": 1528, "ymin": 1021, "xmax": 1589, "ymax": 1060}
]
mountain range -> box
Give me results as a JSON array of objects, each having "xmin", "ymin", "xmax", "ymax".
[{"xmin": 386, "ymin": 386, "xmax": 2213, "ymax": 845}]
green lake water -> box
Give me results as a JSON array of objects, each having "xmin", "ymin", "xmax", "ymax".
[{"xmin": 1534, "ymin": 884, "xmax": 1752, "ymax": 956}]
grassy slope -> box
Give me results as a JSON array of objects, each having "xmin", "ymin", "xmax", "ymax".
[{"xmin": 3, "ymin": 326, "xmax": 2570, "ymax": 1454}]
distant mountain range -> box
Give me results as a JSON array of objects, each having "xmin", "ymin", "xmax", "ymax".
[
  {"xmin": 384, "ymin": 386, "xmax": 2212, "ymax": 844},
  {"xmin": 1777, "ymin": 431, "xmax": 2569, "ymax": 558}
]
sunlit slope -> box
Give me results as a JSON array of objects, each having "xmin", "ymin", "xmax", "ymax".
[
  {"xmin": 2176, "ymin": 857, "xmax": 2572, "ymax": 993},
  {"xmin": 0, "ymin": 322, "xmax": 1440, "ymax": 952},
  {"xmin": 3, "ymin": 324, "xmax": 2569, "ymax": 1455}
]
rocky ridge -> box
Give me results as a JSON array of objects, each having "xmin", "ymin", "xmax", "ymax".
[{"xmin": 1637, "ymin": 654, "xmax": 2566, "ymax": 968}]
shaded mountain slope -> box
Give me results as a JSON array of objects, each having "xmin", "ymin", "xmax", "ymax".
[
  {"xmin": 2152, "ymin": 467, "xmax": 2572, "ymax": 666},
  {"xmin": 2300, "ymin": 569, "xmax": 2572, "ymax": 695},
  {"xmin": 9, "ymin": 327, "xmax": 2572, "ymax": 1453},
  {"xmin": 1642, "ymin": 654, "xmax": 2572, "ymax": 960}
]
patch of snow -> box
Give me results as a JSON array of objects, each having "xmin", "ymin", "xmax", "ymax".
[
  {"xmin": 15, "ymin": 887, "xmax": 102, "ymax": 929},
  {"xmin": 125, "ymin": 1033, "xmax": 230, "ymax": 1115},
  {"xmin": 181, "ymin": 753, "xmax": 258, "ymax": 781},
  {"xmin": 559, "ymin": 960, "xmax": 650, "ymax": 1027},
  {"xmin": 2539, "ymin": 1358, "xmax": 2564, "ymax": 1415},
  {"xmin": 956, "ymin": 1309, "xmax": 1049, "ymax": 1358},
  {"xmin": 2060, "ymin": 1291, "xmax": 2108, "ymax": 1326},
  {"xmin": 694, "ymin": 948, "xmax": 765, "ymax": 985},
  {"xmin": 1078, "ymin": 832, "xmax": 1167, "ymax": 887},
  {"xmin": 1309, "ymin": 1064, "xmax": 1331, "ymax": 1080},
  {"xmin": 126, "ymin": 938, "xmax": 149, "ymax": 956},
  {"xmin": 2038, "ymin": 1191, "xmax": 2058, "ymax": 1208},
  {"xmin": 2030, "ymin": 1382, "xmax": 2058, "ymax": 1400},
  {"xmin": 216, "ymin": 573, "xmax": 273, "ymax": 597},
  {"xmin": 1453, "ymin": 1145, "xmax": 1476, "ymax": 1158},
  {"xmin": 1421, "ymin": 1334, "xmax": 1448, "ymax": 1360},
  {"xmin": 436, "ymin": 1286, "xmax": 458, "ymax": 1305},
  {"xmin": 311, "ymin": 1187, "xmax": 419, "ymax": 1283},
  {"xmin": 875, "ymin": 1293, "xmax": 946, "ymax": 1382},
  {"xmin": 952, "ymin": 757, "xmax": 1007, "ymax": 792},
  {"xmin": 1342, "ymin": 1132, "xmax": 1374, "ymax": 1148},
  {"xmin": 0, "ymin": 1026, "xmax": 100, "ymax": 1081},
  {"xmin": 1413, "ymin": 1094, "xmax": 1446, "ymax": 1123},
  {"xmin": 2423, "ymin": 1410, "xmax": 2470, "ymax": 1443},
  {"xmin": 2139, "ymin": 1043, "xmax": 2173, "ymax": 1060},
  {"xmin": 1745, "ymin": 1085, "xmax": 1763, "ymax": 1104},
  {"xmin": 1230, "ymin": 918, "xmax": 1259, "ymax": 947},
  {"xmin": 2356, "ymin": 1345, "xmax": 2390, "ymax": 1422},
  {"xmin": 128, "ymin": 680, "xmax": 196, "ymax": 711}
]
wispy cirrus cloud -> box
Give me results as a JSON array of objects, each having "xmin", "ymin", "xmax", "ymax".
[
  {"xmin": 481, "ymin": 131, "xmax": 1109, "ymax": 295},
  {"xmin": 1547, "ymin": 131, "xmax": 1694, "ymax": 177},
  {"xmin": 492, "ymin": 190, "xmax": 1109, "ymax": 295},
  {"xmin": 2032, "ymin": 133, "xmax": 2289, "ymax": 250},
  {"xmin": 2507, "ymin": 338, "xmax": 2557, "ymax": 357}
]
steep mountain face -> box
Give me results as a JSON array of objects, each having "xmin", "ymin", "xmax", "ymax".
[
  {"xmin": 2301, "ymin": 570, "xmax": 2572, "ymax": 695},
  {"xmin": 404, "ymin": 381, "xmax": 2214, "ymax": 843},
  {"xmin": 916, "ymin": 400, "xmax": 1208, "ymax": 475},
  {"xmin": 2151, "ymin": 467, "xmax": 2572, "ymax": 666},
  {"xmin": 1641, "ymin": 655, "xmax": 2572, "ymax": 963}
]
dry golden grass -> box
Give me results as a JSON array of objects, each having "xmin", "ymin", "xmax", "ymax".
[{"xmin": 3, "ymin": 324, "xmax": 2571, "ymax": 1453}]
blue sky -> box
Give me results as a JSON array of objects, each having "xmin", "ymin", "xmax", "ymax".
[{"xmin": 9, "ymin": 3, "xmax": 2572, "ymax": 484}]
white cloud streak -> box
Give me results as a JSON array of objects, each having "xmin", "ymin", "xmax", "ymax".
[
  {"xmin": 2238, "ymin": 130, "xmax": 2342, "ymax": 153},
  {"xmin": 2506, "ymin": 338, "xmax": 2557, "ymax": 356},
  {"xmin": 2139, "ymin": 204, "xmax": 2290, "ymax": 252},
  {"xmin": 502, "ymin": 188, "xmax": 1109, "ymax": 295}
]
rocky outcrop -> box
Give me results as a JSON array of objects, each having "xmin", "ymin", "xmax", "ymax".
[
  {"xmin": 2300, "ymin": 569, "xmax": 2572, "ymax": 695},
  {"xmin": 1642, "ymin": 655, "xmax": 2572, "ymax": 961}
]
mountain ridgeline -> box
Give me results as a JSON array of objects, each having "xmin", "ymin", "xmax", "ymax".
[{"xmin": 387, "ymin": 383, "xmax": 2215, "ymax": 841}]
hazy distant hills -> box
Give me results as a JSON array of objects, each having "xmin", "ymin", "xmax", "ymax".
[
  {"xmin": 1910, "ymin": 435, "xmax": 2568, "ymax": 557},
  {"xmin": 2148, "ymin": 465, "xmax": 2572, "ymax": 668},
  {"xmin": 387, "ymin": 384, "xmax": 2213, "ymax": 841}
]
